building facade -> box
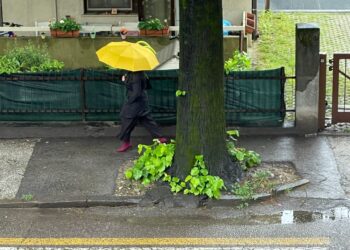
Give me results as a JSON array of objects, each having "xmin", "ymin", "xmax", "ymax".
[{"xmin": 1, "ymin": 0, "xmax": 251, "ymax": 28}]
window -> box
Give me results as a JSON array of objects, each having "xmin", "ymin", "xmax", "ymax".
[{"xmin": 86, "ymin": 0, "xmax": 133, "ymax": 11}]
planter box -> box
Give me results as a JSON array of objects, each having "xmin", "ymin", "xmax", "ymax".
[
  {"xmin": 50, "ymin": 30, "xmax": 80, "ymax": 38},
  {"xmin": 139, "ymin": 28, "xmax": 169, "ymax": 37}
]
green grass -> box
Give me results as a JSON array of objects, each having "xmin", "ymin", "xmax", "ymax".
[
  {"xmin": 256, "ymin": 12, "xmax": 350, "ymax": 111},
  {"xmin": 21, "ymin": 194, "xmax": 34, "ymax": 201}
]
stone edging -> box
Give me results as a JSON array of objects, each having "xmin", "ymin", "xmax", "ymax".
[{"xmin": 0, "ymin": 179, "xmax": 309, "ymax": 209}]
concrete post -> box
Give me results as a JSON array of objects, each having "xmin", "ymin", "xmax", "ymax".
[{"xmin": 295, "ymin": 23, "xmax": 320, "ymax": 135}]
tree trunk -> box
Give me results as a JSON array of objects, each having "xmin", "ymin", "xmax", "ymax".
[{"xmin": 175, "ymin": 0, "xmax": 241, "ymax": 183}]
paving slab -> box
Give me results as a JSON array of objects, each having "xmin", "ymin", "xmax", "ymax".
[
  {"xmin": 0, "ymin": 139, "xmax": 36, "ymax": 200},
  {"xmin": 239, "ymin": 136, "xmax": 346, "ymax": 200},
  {"xmin": 15, "ymin": 137, "xmax": 136, "ymax": 201},
  {"xmin": 327, "ymin": 136, "xmax": 350, "ymax": 197},
  {"xmin": 0, "ymin": 133, "xmax": 347, "ymax": 205}
]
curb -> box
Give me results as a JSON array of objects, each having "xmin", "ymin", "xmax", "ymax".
[
  {"xmin": 205, "ymin": 179, "xmax": 309, "ymax": 207},
  {"xmin": 0, "ymin": 179, "xmax": 309, "ymax": 209},
  {"xmin": 319, "ymin": 132, "xmax": 350, "ymax": 137},
  {"xmin": 0, "ymin": 197, "xmax": 142, "ymax": 209}
]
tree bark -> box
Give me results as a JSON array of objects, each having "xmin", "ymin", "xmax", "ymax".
[{"xmin": 175, "ymin": 0, "xmax": 241, "ymax": 183}]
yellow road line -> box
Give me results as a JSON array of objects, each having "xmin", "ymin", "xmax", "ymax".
[{"xmin": 0, "ymin": 237, "xmax": 330, "ymax": 246}]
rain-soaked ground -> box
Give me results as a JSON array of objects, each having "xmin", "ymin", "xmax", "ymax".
[{"xmin": 230, "ymin": 206, "xmax": 350, "ymax": 225}]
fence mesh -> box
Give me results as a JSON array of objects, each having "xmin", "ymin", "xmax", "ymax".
[{"xmin": 0, "ymin": 68, "xmax": 287, "ymax": 126}]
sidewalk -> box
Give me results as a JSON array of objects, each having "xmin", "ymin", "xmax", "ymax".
[{"xmin": 0, "ymin": 125, "xmax": 349, "ymax": 207}]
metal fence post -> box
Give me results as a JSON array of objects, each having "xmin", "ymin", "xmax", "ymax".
[
  {"xmin": 318, "ymin": 53, "xmax": 327, "ymax": 131},
  {"xmin": 80, "ymin": 68, "xmax": 86, "ymax": 121},
  {"xmin": 0, "ymin": 0, "xmax": 3, "ymax": 27},
  {"xmin": 265, "ymin": 0, "xmax": 270, "ymax": 11}
]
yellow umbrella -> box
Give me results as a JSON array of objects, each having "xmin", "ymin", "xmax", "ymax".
[{"xmin": 96, "ymin": 41, "xmax": 159, "ymax": 71}]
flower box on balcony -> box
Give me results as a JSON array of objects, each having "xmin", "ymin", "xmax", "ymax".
[
  {"xmin": 50, "ymin": 30, "xmax": 80, "ymax": 38},
  {"xmin": 49, "ymin": 17, "xmax": 81, "ymax": 38},
  {"xmin": 139, "ymin": 28, "xmax": 169, "ymax": 37}
]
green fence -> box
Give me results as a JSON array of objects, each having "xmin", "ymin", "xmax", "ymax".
[
  {"xmin": 0, "ymin": 68, "xmax": 286, "ymax": 126},
  {"xmin": 225, "ymin": 68, "xmax": 286, "ymax": 126}
]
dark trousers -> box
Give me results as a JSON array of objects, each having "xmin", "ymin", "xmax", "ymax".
[{"xmin": 118, "ymin": 114, "xmax": 162, "ymax": 142}]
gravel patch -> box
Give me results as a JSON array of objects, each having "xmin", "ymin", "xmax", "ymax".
[
  {"xmin": 115, "ymin": 157, "xmax": 154, "ymax": 197},
  {"xmin": 115, "ymin": 159, "xmax": 302, "ymax": 198}
]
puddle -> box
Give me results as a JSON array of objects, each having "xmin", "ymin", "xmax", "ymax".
[{"xmin": 244, "ymin": 206, "xmax": 350, "ymax": 225}]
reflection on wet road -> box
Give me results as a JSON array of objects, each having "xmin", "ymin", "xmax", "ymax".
[{"xmin": 246, "ymin": 206, "xmax": 350, "ymax": 225}]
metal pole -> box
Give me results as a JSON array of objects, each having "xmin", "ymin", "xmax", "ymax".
[
  {"xmin": 138, "ymin": 0, "xmax": 144, "ymax": 21},
  {"xmin": 318, "ymin": 53, "xmax": 327, "ymax": 131},
  {"xmin": 265, "ymin": 0, "xmax": 270, "ymax": 11},
  {"xmin": 55, "ymin": 0, "xmax": 58, "ymax": 21},
  {"xmin": 0, "ymin": 0, "xmax": 3, "ymax": 27},
  {"xmin": 252, "ymin": 0, "xmax": 259, "ymax": 40},
  {"xmin": 80, "ymin": 68, "xmax": 86, "ymax": 121}
]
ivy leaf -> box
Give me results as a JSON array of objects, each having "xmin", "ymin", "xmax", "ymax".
[
  {"xmin": 124, "ymin": 169, "xmax": 133, "ymax": 179},
  {"xmin": 142, "ymin": 178, "xmax": 151, "ymax": 186},
  {"xmin": 184, "ymin": 175, "xmax": 192, "ymax": 182},
  {"xmin": 175, "ymin": 185, "xmax": 182, "ymax": 193},
  {"xmin": 195, "ymin": 155, "xmax": 204, "ymax": 161},
  {"xmin": 190, "ymin": 167, "xmax": 199, "ymax": 176},
  {"xmin": 176, "ymin": 90, "xmax": 186, "ymax": 97},
  {"xmin": 162, "ymin": 174, "xmax": 171, "ymax": 182},
  {"xmin": 152, "ymin": 158, "xmax": 162, "ymax": 167},
  {"xmin": 172, "ymin": 177, "xmax": 180, "ymax": 183},
  {"xmin": 235, "ymin": 150, "xmax": 245, "ymax": 161},
  {"xmin": 190, "ymin": 177, "xmax": 200, "ymax": 188},
  {"xmin": 226, "ymin": 130, "xmax": 240, "ymax": 137},
  {"xmin": 200, "ymin": 169, "xmax": 209, "ymax": 176},
  {"xmin": 137, "ymin": 144, "xmax": 144, "ymax": 154},
  {"xmin": 213, "ymin": 190, "xmax": 221, "ymax": 199},
  {"xmin": 205, "ymin": 188, "xmax": 213, "ymax": 198},
  {"xmin": 132, "ymin": 169, "xmax": 143, "ymax": 180}
]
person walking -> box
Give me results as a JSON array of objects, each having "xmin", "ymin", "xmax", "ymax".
[{"xmin": 117, "ymin": 71, "xmax": 166, "ymax": 152}]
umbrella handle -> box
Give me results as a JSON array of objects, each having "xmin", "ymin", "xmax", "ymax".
[{"xmin": 136, "ymin": 41, "xmax": 156, "ymax": 54}]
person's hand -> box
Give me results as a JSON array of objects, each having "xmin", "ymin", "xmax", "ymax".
[{"xmin": 122, "ymin": 75, "xmax": 126, "ymax": 82}]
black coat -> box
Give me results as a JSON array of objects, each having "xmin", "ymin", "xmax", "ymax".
[{"xmin": 120, "ymin": 71, "xmax": 151, "ymax": 119}]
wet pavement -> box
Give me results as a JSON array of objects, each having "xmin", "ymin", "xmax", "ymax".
[
  {"xmin": 0, "ymin": 202, "xmax": 349, "ymax": 248},
  {"xmin": 239, "ymin": 136, "xmax": 347, "ymax": 200},
  {"xmin": 0, "ymin": 126, "xmax": 350, "ymax": 206}
]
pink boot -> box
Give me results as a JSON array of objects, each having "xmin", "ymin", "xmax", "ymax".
[
  {"xmin": 117, "ymin": 141, "xmax": 132, "ymax": 152},
  {"xmin": 158, "ymin": 137, "xmax": 168, "ymax": 143}
]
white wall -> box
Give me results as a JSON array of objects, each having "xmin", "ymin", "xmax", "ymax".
[
  {"xmin": 2, "ymin": 0, "xmax": 137, "ymax": 27},
  {"xmin": 3, "ymin": 0, "xmax": 54, "ymax": 26},
  {"xmin": 223, "ymin": 0, "xmax": 251, "ymax": 25},
  {"xmin": 3, "ymin": 0, "xmax": 251, "ymax": 28}
]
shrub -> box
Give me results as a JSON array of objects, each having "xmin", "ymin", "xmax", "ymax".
[
  {"xmin": 0, "ymin": 43, "xmax": 64, "ymax": 74},
  {"xmin": 224, "ymin": 50, "xmax": 252, "ymax": 74}
]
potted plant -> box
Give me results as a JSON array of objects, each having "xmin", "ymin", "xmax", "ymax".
[
  {"xmin": 49, "ymin": 17, "xmax": 81, "ymax": 38},
  {"xmin": 138, "ymin": 18, "xmax": 169, "ymax": 37}
]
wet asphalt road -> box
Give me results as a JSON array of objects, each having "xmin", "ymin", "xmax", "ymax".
[{"xmin": 0, "ymin": 197, "xmax": 350, "ymax": 249}]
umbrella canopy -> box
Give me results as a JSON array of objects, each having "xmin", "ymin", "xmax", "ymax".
[{"xmin": 96, "ymin": 41, "xmax": 159, "ymax": 71}]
